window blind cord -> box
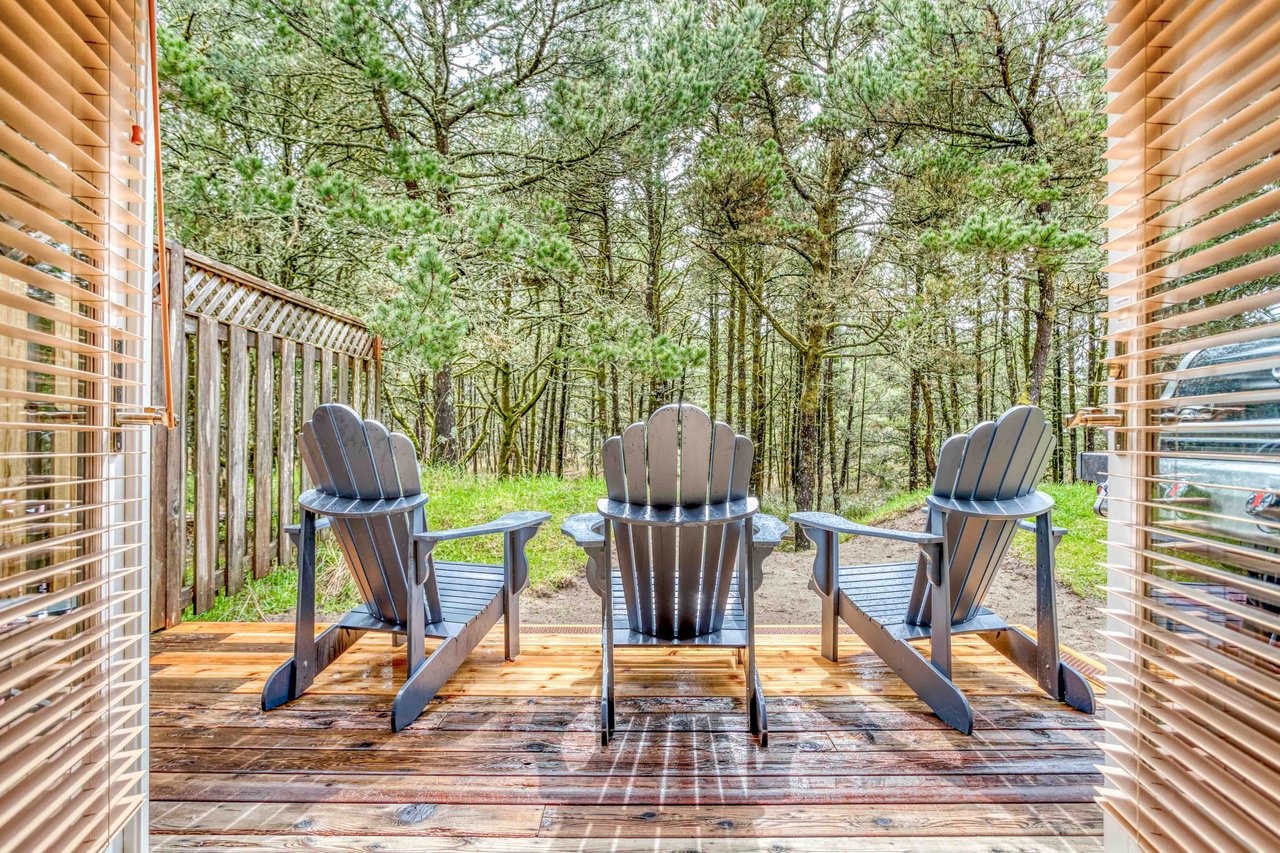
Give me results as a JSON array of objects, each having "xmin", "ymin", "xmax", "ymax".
[{"xmin": 148, "ymin": 0, "xmax": 175, "ymax": 429}]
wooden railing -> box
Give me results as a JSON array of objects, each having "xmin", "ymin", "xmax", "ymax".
[{"xmin": 150, "ymin": 241, "xmax": 382, "ymax": 628}]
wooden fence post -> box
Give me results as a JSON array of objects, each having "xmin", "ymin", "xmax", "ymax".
[
  {"xmin": 194, "ymin": 315, "xmax": 221, "ymax": 613},
  {"xmin": 226, "ymin": 325, "xmax": 249, "ymax": 594},
  {"xmin": 337, "ymin": 352, "xmax": 349, "ymax": 405},
  {"xmin": 278, "ymin": 339, "xmax": 297, "ymax": 567},
  {"xmin": 301, "ymin": 344, "xmax": 316, "ymax": 491},
  {"xmin": 150, "ymin": 241, "xmax": 189, "ymax": 629},
  {"xmin": 254, "ymin": 331, "xmax": 275, "ymax": 580}
]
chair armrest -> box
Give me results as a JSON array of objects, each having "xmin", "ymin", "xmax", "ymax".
[
  {"xmin": 745, "ymin": 513, "xmax": 787, "ymax": 592},
  {"xmin": 284, "ymin": 515, "xmax": 331, "ymax": 548},
  {"xmin": 561, "ymin": 512, "xmax": 607, "ymax": 596},
  {"xmin": 561, "ymin": 512, "xmax": 604, "ymax": 546},
  {"xmin": 922, "ymin": 499, "xmax": 1065, "ymax": 540},
  {"xmin": 752, "ymin": 513, "xmax": 787, "ymax": 547},
  {"xmin": 596, "ymin": 497, "xmax": 758, "ymax": 527},
  {"xmin": 298, "ymin": 489, "xmax": 430, "ymax": 519},
  {"xmin": 415, "ymin": 511, "xmax": 550, "ymax": 593},
  {"xmin": 789, "ymin": 511, "xmax": 944, "ymax": 545},
  {"xmin": 414, "ymin": 511, "xmax": 551, "ymax": 545},
  {"xmin": 1017, "ymin": 519, "xmax": 1068, "ymax": 543}
]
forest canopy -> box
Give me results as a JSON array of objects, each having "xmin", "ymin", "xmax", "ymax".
[{"xmin": 158, "ymin": 0, "xmax": 1108, "ymax": 516}]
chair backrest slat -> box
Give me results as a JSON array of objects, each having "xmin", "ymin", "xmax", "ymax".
[
  {"xmin": 697, "ymin": 421, "xmax": 737, "ymax": 631},
  {"xmin": 908, "ymin": 406, "xmax": 1055, "ymax": 626},
  {"xmin": 675, "ymin": 406, "xmax": 713, "ymax": 637},
  {"xmin": 299, "ymin": 403, "xmax": 432, "ymax": 625},
  {"xmin": 604, "ymin": 403, "xmax": 750, "ymax": 640}
]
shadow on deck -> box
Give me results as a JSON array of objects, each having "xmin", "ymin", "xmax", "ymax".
[{"xmin": 148, "ymin": 623, "xmax": 1106, "ymax": 851}]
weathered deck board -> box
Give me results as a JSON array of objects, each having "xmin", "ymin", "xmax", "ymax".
[{"xmin": 149, "ymin": 623, "xmax": 1105, "ymax": 851}]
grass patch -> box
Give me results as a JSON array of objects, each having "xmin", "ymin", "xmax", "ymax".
[
  {"xmin": 798, "ymin": 482, "xmax": 1105, "ymax": 601},
  {"xmin": 1010, "ymin": 482, "xmax": 1106, "ymax": 600},
  {"xmin": 418, "ymin": 467, "xmax": 604, "ymax": 592},
  {"xmin": 186, "ymin": 468, "xmax": 604, "ymax": 622},
  {"xmin": 184, "ymin": 539, "xmax": 361, "ymax": 622},
  {"xmin": 844, "ymin": 489, "xmax": 931, "ymax": 525}
]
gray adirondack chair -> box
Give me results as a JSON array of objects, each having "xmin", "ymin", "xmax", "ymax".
[
  {"xmin": 791, "ymin": 405, "xmax": 1096, "ymax": 734},
  {"xmin": 262, "ymin": 403, "xmax": 549, "ymax": 731},
  {"xmin": 562, "ymin": 403, "xmax": 786, "ymax": 745}
]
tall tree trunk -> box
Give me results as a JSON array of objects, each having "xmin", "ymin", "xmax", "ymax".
[
  {"xmin": 1027, "ymin": 263, "xmax": 1055, "ymax": 405},
  {"xmin": 643, "ymin": 168, "xmax": 664, "ymax": 410},
  {"xmin": 855, "ymin": 360, "xmax": 868, "ymax": 492},
  {"xmin": 1000, "ymin": 276, "xmax": 1017, "ymax": 404},
  {"xmin": 826, "ymin": 356, "xmax": 840, "ymax": 512},
  {"xmin": 840, "ymin": 358, "xmax": 856, "ymax": 495},
  {"xmin": 1067, "ymin": 316, "xmax": 1079, "ymax": 479},
  {"xmin": 921, "ymin": 375, "xmax": 937, "ymax": 480},
  {"xmin": 432, "ymin": 366, "xmax": 456, "ymax": 464},
  {"xmin": 750, "ymin": 268, "xmax": 766, "ymax": 494},
  {"xmin": 708, "ymin": 280, "xmax": 719, "ymax": 421},
  {"xmin": 974, "ymin": 302, "xmax": 986, "ymax": 422},
  {"xmin": 908, "ymin": 369, "xmax": 921, "ymax": 491},
  {"xmin": 725, "ymin": 282, "xmax": 736, "ymax": 421},
  {"xmin": 1051, "ymin": 320, "xmax": 1065, "ymax": 480},
  {"xmin": 736, "ymin": 267, "xmax": 747, "ymax": 428}
]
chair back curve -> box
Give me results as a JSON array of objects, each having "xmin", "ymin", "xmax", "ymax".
[
  {"xmin": 298, "ymin": 403, "xmax": 426, "ymax": 625},
  {"xmin": 906, "ymin": 405, "xmax": 1056, "ymax": 626},
  {"xmin": 602, "ymin": 403, "xmax": 753, "ymax": 639}
]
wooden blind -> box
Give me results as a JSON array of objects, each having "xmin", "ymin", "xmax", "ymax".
[
  {"xmin": 0, "ymin": 0, "xmax": 150, "ymax": 850},
  {"xmin": 1101, "ymin": 1, "xmax": 1280, "ymax": 850}
]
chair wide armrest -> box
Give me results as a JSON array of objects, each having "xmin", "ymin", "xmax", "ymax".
[
  {"xmin": 561, "ymin": 512, "xmax": 604, "ymax": 546},
  {"xmin": 746, "ymin": 513, "xmax": 787, "ymax": 591},
  {"xmin": 298, "ymin": 489, "xmax": 430, "ymax": 519},
  {"xmin": 925, "ymin": 491, "xmax": 1054, "ymax": 520},
  {"xmin": 284, "ymin": 515, "xmax": 331, "ymax": 548},
  {"xmin": 561, "ymin": 512, "xmax": 608, "ymax": 597},
  {"xmin": 1017, "ymin": 518, "xmax": 1068, "ymax": 544},
  {"xmin": 414, "ymin": 511, "xmax": 551, "ymax": 545},
  {"xmin": 789, "ymin": 511, "xmax": 944, "ymax": 545},
  {"xmin": 752, "ymin": 513, "xmax": 787, "ymax": 547}
]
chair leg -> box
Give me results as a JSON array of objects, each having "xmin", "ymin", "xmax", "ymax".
[
  {"xmin": 842, "ymin": 601, "xmax": 974, "ymax": 734},
  {"xmin": 979, "ymin": 511, "xmax": 1096, "ymax": 715},
  {"xmin": 817, "ymin": 530, "xmax": 840, "ymax": 662},
  {"xmin": 600, "ymin": 524, "xmax": 616, "ymax": 745},
  {"xmin": 980, "ymin": 627, "xmax": 1096, "ymax": 714},
  {"xmin": 742, "ymin": 526, "xmax": 767, "ymax": 746},
  {"xmin": 821, "ymin": 590, "xmax": 839, "ymax": 663},
  {"xmin": 391, "ymin": 594, "xmax": 504, "ymax": 732},
  {"xmin": 747, "ymin": 663, "xmax": 768, "ymax": 747},
  {"xmin": 262, "ymin": 624, "xmax": 363, "ymax": 710},
  {"xmin": 503, "ymin": 535, "xmax": 521, "ymax": 661},
  {"xmin": 263, "ymin": 511, "xmax": 363, "ymax": 710}
]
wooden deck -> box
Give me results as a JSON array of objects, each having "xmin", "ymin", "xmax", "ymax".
[{"xmin": 149, "ymin": 623, "xmax": 1106, "ymax": 851}]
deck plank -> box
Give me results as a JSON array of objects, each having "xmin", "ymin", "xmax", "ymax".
[{"xmin": 149, "ymin": 624, "xmax": 1104, "ymax": 849}]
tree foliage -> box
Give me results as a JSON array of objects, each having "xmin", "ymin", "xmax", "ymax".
[{"xmin": 159, "ymin": 0, "xmax": 1108, "ymax": 527}]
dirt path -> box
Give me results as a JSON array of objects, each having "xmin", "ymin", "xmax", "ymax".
[{"xmin": 522, "ymin": 509, "xmax": 1105, "ymax": 658}]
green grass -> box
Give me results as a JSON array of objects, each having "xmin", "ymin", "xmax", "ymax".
[
  {"xmin": 843, "ymin": 482, "xmax": 1105, "ymax": 600},
  {"xmin": 185, "ymin": 474, "xmax": 1105, "ymax": 622},
  {"xmin": 187, "ymin": 468, "xmax": 605, "ymax": 621},
  {"xmin": 418, "ymin": 467, "xmax": 605, "ymax": 591},
  {"xmin": 762, "ymin": 482, "xmax": 1104, "ymax": 601},
  {"xmin": 1011, "ymin": 482, "xmax": 1107, "ymax": 600}
]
